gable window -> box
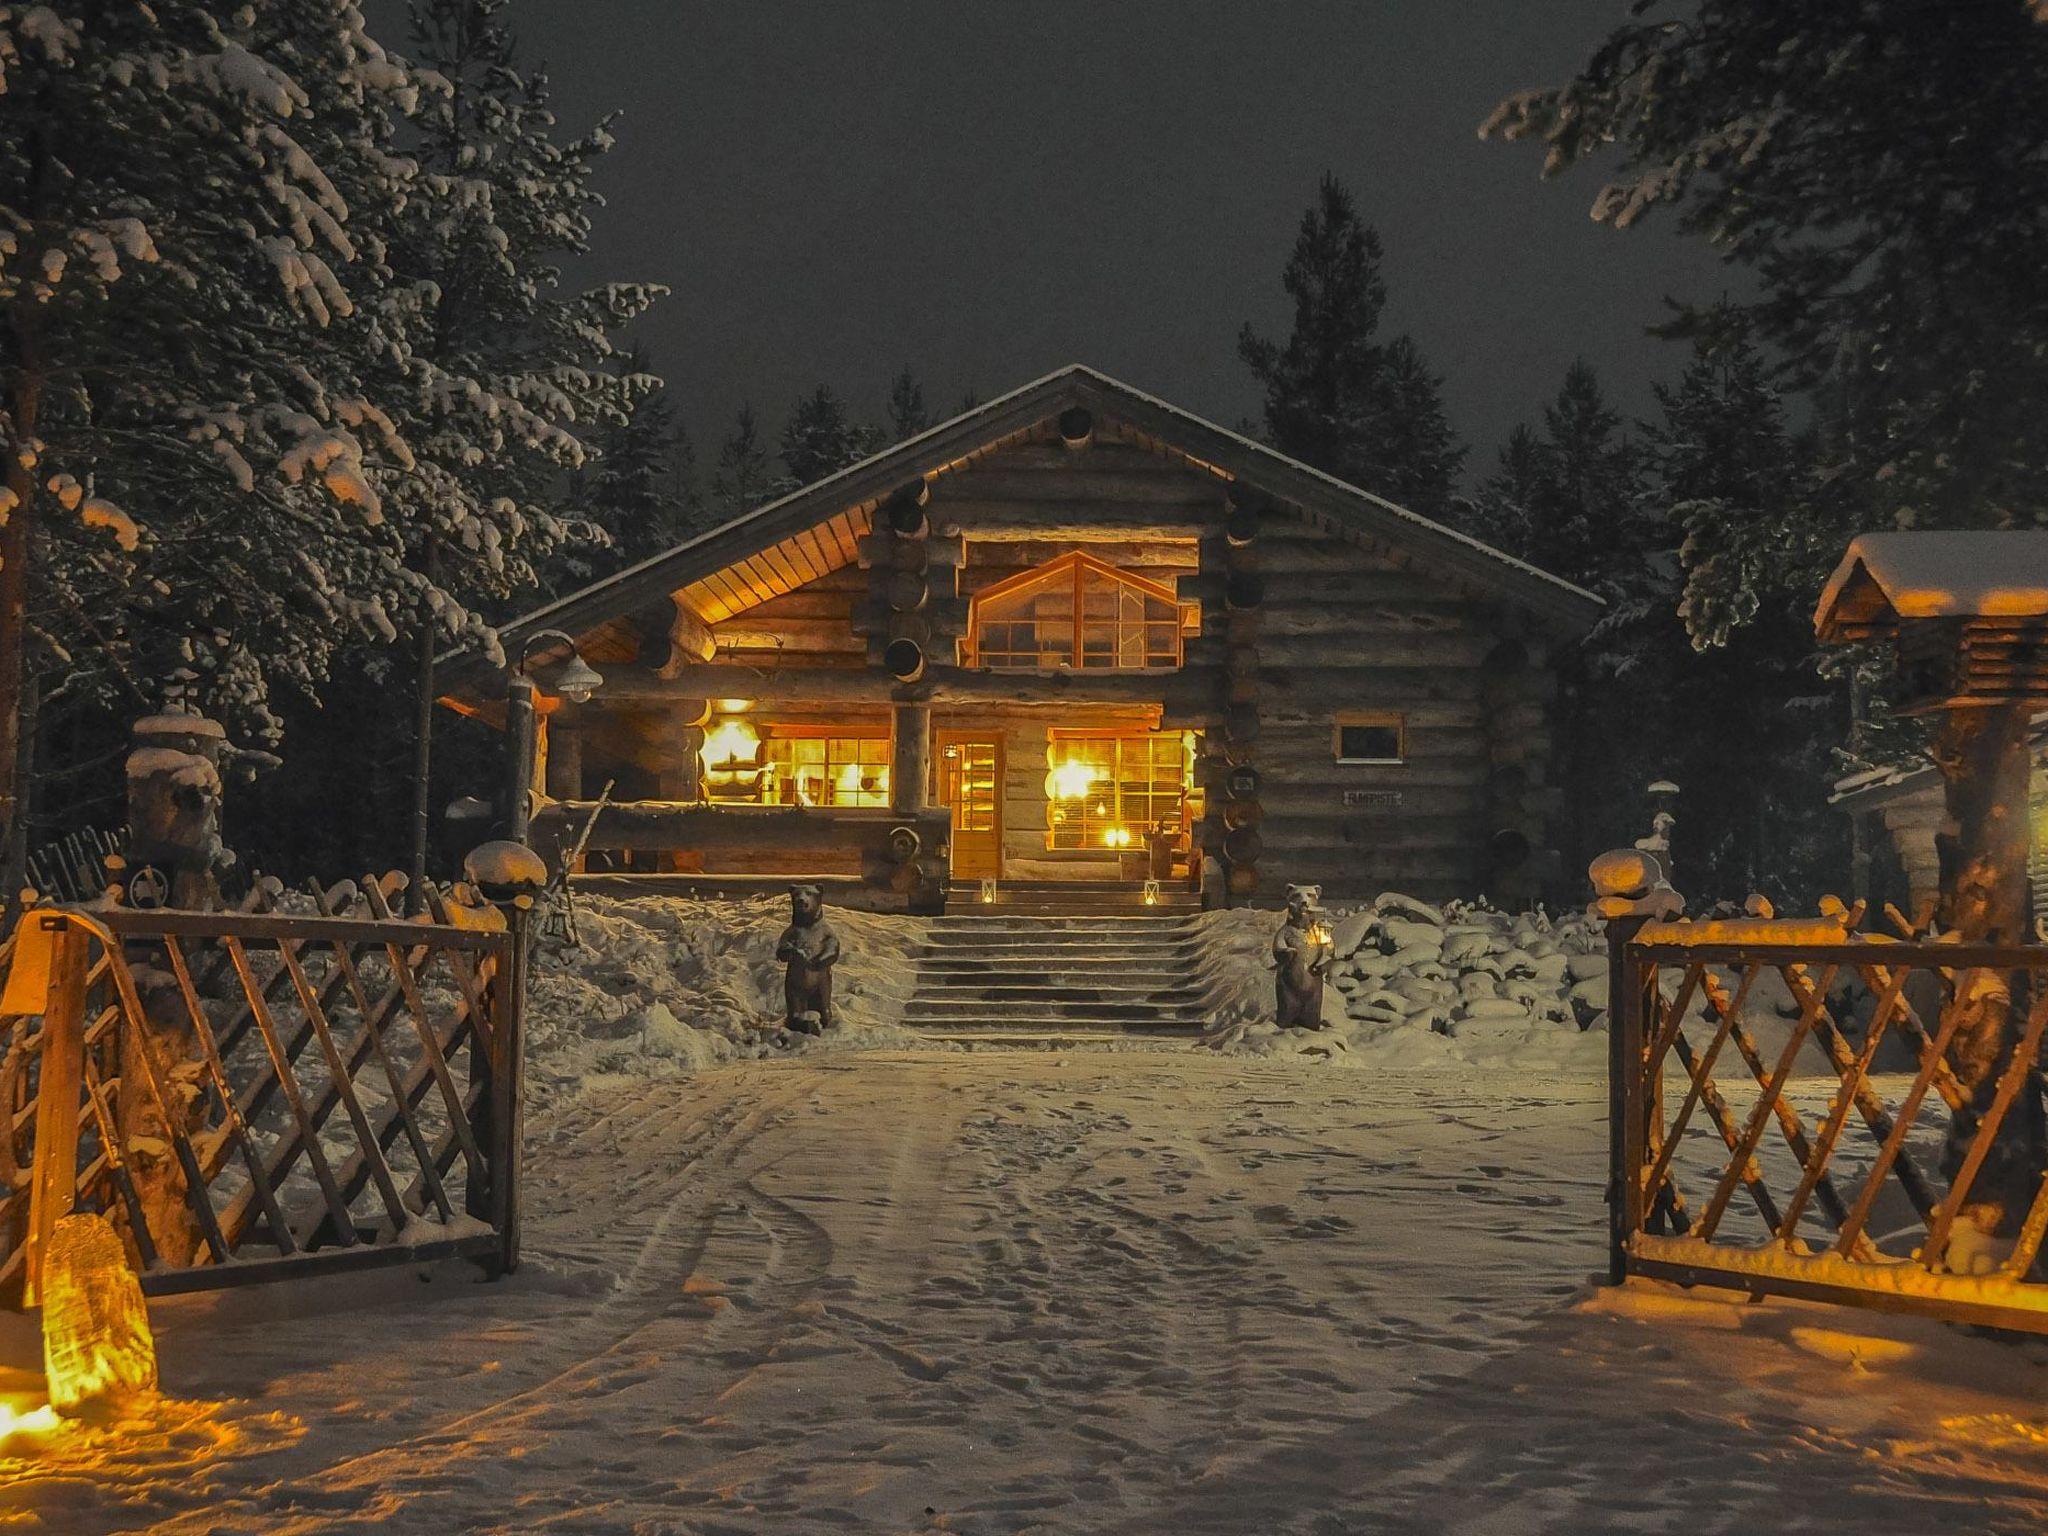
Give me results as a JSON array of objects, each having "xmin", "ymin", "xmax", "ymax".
[
  {"xmin": 968, "ymin": 551, "xmax": 1191, "ymax": 671},
  {"xmin": 1334, "ymin": 713, "xmax": 1405, "ymax": 764}
]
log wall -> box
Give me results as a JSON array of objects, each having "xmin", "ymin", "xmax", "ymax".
[{"xmin": 549, "ymin": 421, "xmax": 1573, "ymax": 906}]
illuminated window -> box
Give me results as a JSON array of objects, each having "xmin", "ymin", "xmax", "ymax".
[
  {"xmin": 1045, "ymin": 731, "xmax": 1190, "ymax": 850},
  {"xmin": 969, "ymin": 552, "xmax": 1190, "ymax": 671},
  {"xmin": 761, "ymin": 730, "xmax": 892, "ymax": 807},
  {"xmin": 1334, "ymin": 714, "xmax": 1405, "ymax": 764}
]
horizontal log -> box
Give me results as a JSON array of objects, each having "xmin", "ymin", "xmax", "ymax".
[
  {"xmin": 533, "ymin": 801, "xmax": 950, "ymax": 858},
  {"xmin": 936, "ymin": 468, "xmax": 1229, "ymax": 505},
  {"xmin": 712, "ymin": 618, "xmax": 865, "ymax": 651},
  {"xmin": 596, "ymin": 663, "xmax": 1221, "ymax": 709},
  {"xmin": 932, "ymin": 503, "xmax": 1218, "ymax": 539},
  {"xmin": 961, "ymin": 539, "xmax": 1198, "ymax": 571}
]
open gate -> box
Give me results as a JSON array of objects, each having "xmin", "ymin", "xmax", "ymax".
[
  {"xmin": 0, "ymin": 882, "xmax": 525, "ymax": 1302},
  {"xmin": 1609, "ymin": 919, "xmax": 2048, "ymax": 1334}
]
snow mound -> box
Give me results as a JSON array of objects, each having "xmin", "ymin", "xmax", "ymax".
[
  {"xmin": 1196, "ymin": 894, "xmax": 1610, "ymax": 1074},
  {"xmin": 524, "ymin": 894, "xmax": 933, "ymax": 1099}
]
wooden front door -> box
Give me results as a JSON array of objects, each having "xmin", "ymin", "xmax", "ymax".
[{"xmin": 937, "ymin": 734, "xmax": 1003, "ymax": 879}]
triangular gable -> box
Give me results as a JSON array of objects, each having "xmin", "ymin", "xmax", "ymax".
[{"xmin": 457, "ymin": 363, "xmax": 1603, "ymax": 686}]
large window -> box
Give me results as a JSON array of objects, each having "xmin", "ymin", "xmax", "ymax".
[
  {"xmin": 968, "ymin": 552, "xmax": 1190, "ymax": 671},
  {"xmin": 767, "ymin": 731, "xmax": 891, "ymax": 807},
  {"xmin": 1045, "ymin": 731, "xmax": 1190, "ymax": 850}
]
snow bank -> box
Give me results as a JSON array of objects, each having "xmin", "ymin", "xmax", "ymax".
[
  {"xmin": 523, "ymin": 894, "xmax": 932, "ymax": 1099},
  {"xmin": 1196, "ymin": 894, "xmax": 1611, "ymax": 1074}
]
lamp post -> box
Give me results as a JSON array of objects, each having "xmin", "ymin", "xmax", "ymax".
[{"xmin": 503, "ymin": 629, "xmax": 603, "ymax": 843}]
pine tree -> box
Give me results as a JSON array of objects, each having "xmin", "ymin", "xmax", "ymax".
[
  {"xmin": 780, "ymin": 384, "xmax": 884, "ymax": 486},
  {"xmin": 1239, "ymin": 173, "xmax": 1463, "ymax": 516},
  {"xmin": 671, "ymin": 418, "xmax": 705, "ymax": 534},
  {"xmin": 1520, "ymin": 361, "xmax": 1641, "ymax": 591},
  {"xmin": 711, "ymin": 404, "xmax": 776, "ymax": 518},
  {"xmin": 1468, "ymin": 426, "xmax": 1546, "ymax": 556},
  {"xmin": 1483, "ymin": 1, "xmax": 2048, "ymax": 577},
  {"xmin": 888, "ymin": 367, "xmax": 929, "ymax": 441},
  {"xmin": 578, "ymin": 342, "xmax": 683, "ymax": 569}
]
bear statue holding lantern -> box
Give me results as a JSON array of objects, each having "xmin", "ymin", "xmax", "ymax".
[
  {"xmin": 1273, "ymin": 883, "xmax": 1332, "ymax": 1029},
  {"xmin": 777, "ymin": 884, "xmax": 842, "ymax": 1036}
]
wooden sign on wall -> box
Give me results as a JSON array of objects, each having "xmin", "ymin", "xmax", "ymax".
[{"xmin": 1342, "ymin": 789, "xmax": 1403, "ymax": 811}]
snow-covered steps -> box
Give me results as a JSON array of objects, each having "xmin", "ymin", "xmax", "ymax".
[{"xmin": 906, "ymin": 908, "xmax": 1212, "ymax": 1041}]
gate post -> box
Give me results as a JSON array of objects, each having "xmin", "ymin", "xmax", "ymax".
[
  {"xmin": 462, "ymin": 839, "xmax": 543, "ymax": 1279},
  {"xmin": 1604, "ymin": 912, "xmax": 1648, "ymax": 1287},
  {"xmin": 1590, "ymin": 846, "xmax": 1683, "ymax": 1289},
  {"xmin": 24, "ymin": 922, "xmax": 90, "ymax": 1306}
]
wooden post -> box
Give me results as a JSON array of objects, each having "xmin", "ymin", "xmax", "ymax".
[
  {"xmin": 891, "ymin": 703, "xmax": 931, "ymax": 814},
  {"xmin": 25, "ymin": 922, "xmax": 88, "ymax": 1306},
  {"xmin": 1931, "ymin": 701, "xmax": 2042, "ymax": 1237},
  {"xmin": 544, "ymin": 713, "xmax": 584, "ymax": 801},
  {"xmin": 1606, "ymin": 913, "xmax": 1650, "ymax": 1287},
  {"xmin": 504, "ymin": 677, "xmax": 538, "ymax": 842},
  {"xmin": 491, "ymin": 907, "xmax": 529, "ymax": 1276}
]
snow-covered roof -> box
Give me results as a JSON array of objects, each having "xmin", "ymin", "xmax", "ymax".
[
  {"xmin": 454, "ymin": 364, "xmax": 1602, "ymax": 683},
  {"xmin": 1816, "ymin": 531, "xmax": 2048, "ymax": 641}
]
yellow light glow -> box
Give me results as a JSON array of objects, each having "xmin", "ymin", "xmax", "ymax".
[
  {"xmin": 1048, "ymin": 758, "xmax": 1100, "ymax": 801},
  {"xmin": 701, "ymin": 717, "xmax": 761, "ymax": 771},
  {"xmin": 1102, "ymin": 826, "xmax": 1134, "ymax": 848},
  {"xmin": 42, "ymin": 1213, "xmax": 157, "ymax": 1416},
  {"xmin": 0, "ymin": 1396, "xmax": 62, "ymax": 1446}
]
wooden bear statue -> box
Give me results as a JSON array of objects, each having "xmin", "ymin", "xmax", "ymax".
[
  {"xmin": 1272, "ymin": 883, "xmax": 1331, "ymax": 1030},
  {"xmin": 776, "ymin": 883, "xmax": 842, "ymax": 1036}
]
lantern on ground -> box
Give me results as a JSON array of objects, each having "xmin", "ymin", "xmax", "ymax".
[{"xmin": 41, "ymin": 1213, "xmax": 157, "ymax": 1416}]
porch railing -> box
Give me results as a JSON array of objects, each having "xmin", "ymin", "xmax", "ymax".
[{"xmin": 1608, "ymin": 917, "xmax": 2048, "ymax": 1334}]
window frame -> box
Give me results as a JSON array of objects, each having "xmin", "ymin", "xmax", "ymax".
[
  {"xmin": 760, "ymin": 723, "xmax": 893, "ymax": 808},
  {"xmin": 1332, "ymin": 713, "xmax": 1407, "ymax": 766},
  {"xmin": 1044, "ymin": 728, "xmax": 1192, "ymax": 852},
  {"xmin": 967, "ymin": 551, "xmax": 1192, "ymax": 672}
]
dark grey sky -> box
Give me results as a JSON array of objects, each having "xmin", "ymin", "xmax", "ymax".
[{"xmin": 437, "ymin": 2, "xmax": 1731, "ymax": 478}]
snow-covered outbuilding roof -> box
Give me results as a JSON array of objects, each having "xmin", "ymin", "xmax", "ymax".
[{"xmin": 1815, "ymin": 531, "xmax": 2048, "ymax": 643}]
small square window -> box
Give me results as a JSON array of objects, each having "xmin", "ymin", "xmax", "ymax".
[{"xmin": 1334, "ymin": 716, "xmax": 1404, "ymax": 764}]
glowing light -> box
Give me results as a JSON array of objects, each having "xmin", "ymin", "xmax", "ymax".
[
  {"xmin": 0, "ymin": 1397, "xmax": 62, "ymax": 1446},
  {"xmin": 1048, "ymin": 758, "xmax": 1100, "ymax": 801},
  {"xmin": 42, "ymin": 1213, "xmax": 157, "ymax": 1416},
  {"xmin": 1102, "ymin": 826, "xmax": 1134, "ymax": 849},
  {"xmin": 700, "ymin": 717, "xmax": 761, "ymax": 771},
  {"xmin": 1143, "ymin": 879, "xmax": 1160, "ymax": 906},
  {"xmin": 980, "ymin": 877, "xmax": 997, "ymax": 904},
  {"xmin": 1311, "ymin": 923, "xmax": 1332, "ymax": 948}
]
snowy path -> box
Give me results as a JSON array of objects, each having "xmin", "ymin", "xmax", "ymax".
[{"xmin": 9, "ymin": 1050, "xmax": 2048, "ymax": 1533}]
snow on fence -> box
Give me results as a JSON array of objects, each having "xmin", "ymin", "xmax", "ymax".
[
  {"xmin": 0, "ymin": 877, "xmax": 525, "ymax": 1304},
  {"xmin": 1608, "ymin": 917, "xmax": 2048, "ymax": 1335}
]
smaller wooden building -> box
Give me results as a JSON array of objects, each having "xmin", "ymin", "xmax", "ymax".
[{"xmin": 442, "ymin": 366, "xmax": 1600, "ymax": 910}]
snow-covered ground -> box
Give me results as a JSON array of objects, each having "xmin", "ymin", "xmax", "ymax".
[{"xmin": 6, "ymin": 1050, "xmax": 2047, "ymax": 1534}]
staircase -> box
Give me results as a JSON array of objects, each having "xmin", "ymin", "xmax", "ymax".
[{"xmin": 906, "ymin": 881, "xmax": 1211, "ymax": 1041}]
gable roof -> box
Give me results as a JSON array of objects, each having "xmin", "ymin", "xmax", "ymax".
[
  {"xmin": 469, "ymin": 363, "xmax": 1602, "ymax": 675},
  {"xmin": 1817, "ymin": 531, "xmax": 2048, "ymax": 643}
]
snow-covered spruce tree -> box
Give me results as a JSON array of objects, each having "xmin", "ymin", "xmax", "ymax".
[
  {"xmin": 1486, "ymin": 0, "xmax": 2048, "ymax": 1236},
  {"xmin": 364, "ymin": 0, "xmax": 658, "ymax": 892},
  {"xmin": 1239, "ymin": 173, "xmax": 1463, "ymax": 518},
  {"xmin": 1467, "ymin": 426, "xmax": 1546, "ymax": 557},
  {"xmin": 0, "ymin": 3, "xmax": 466, "ymax": 877},
  {"xmin": 780, "ymin": 384, "xmax": 885, "ymax": 487}
]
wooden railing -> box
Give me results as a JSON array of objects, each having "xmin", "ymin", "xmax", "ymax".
[
  {"xmin": 0, "ymin": 879, "xmax": 525, "ymax": 1303},
  {"xmin": 1608, "ymin": 917, "xmax": 2048, "ymax": 1334}
]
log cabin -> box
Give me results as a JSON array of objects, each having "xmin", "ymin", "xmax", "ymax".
[{"xmin": 441, "ymin": 365, "xmax": 1601, "ymax": 912}]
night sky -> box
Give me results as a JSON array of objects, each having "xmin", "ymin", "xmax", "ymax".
[{"xmin": 396, "ymin": 2, "xmax": 1732, "ymax": 479}]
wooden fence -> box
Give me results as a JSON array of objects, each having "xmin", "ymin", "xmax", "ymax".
[
  {"xmin": 1608, "ymin": 919, "xmax": 2048, "ymax": 1334},
  {"xmin": 0, "ymin": 878, "xmax": 526, "ymax": 1303}
]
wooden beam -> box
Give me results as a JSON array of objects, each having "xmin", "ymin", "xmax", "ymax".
[{"xmin": 596, "ymin": 662, "xmax": 1221, "ymax": 710}]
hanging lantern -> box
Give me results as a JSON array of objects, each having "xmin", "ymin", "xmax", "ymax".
[{"xmin": 41, "ymin": 1213, "xmax": 157, "ymax": 1416}]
